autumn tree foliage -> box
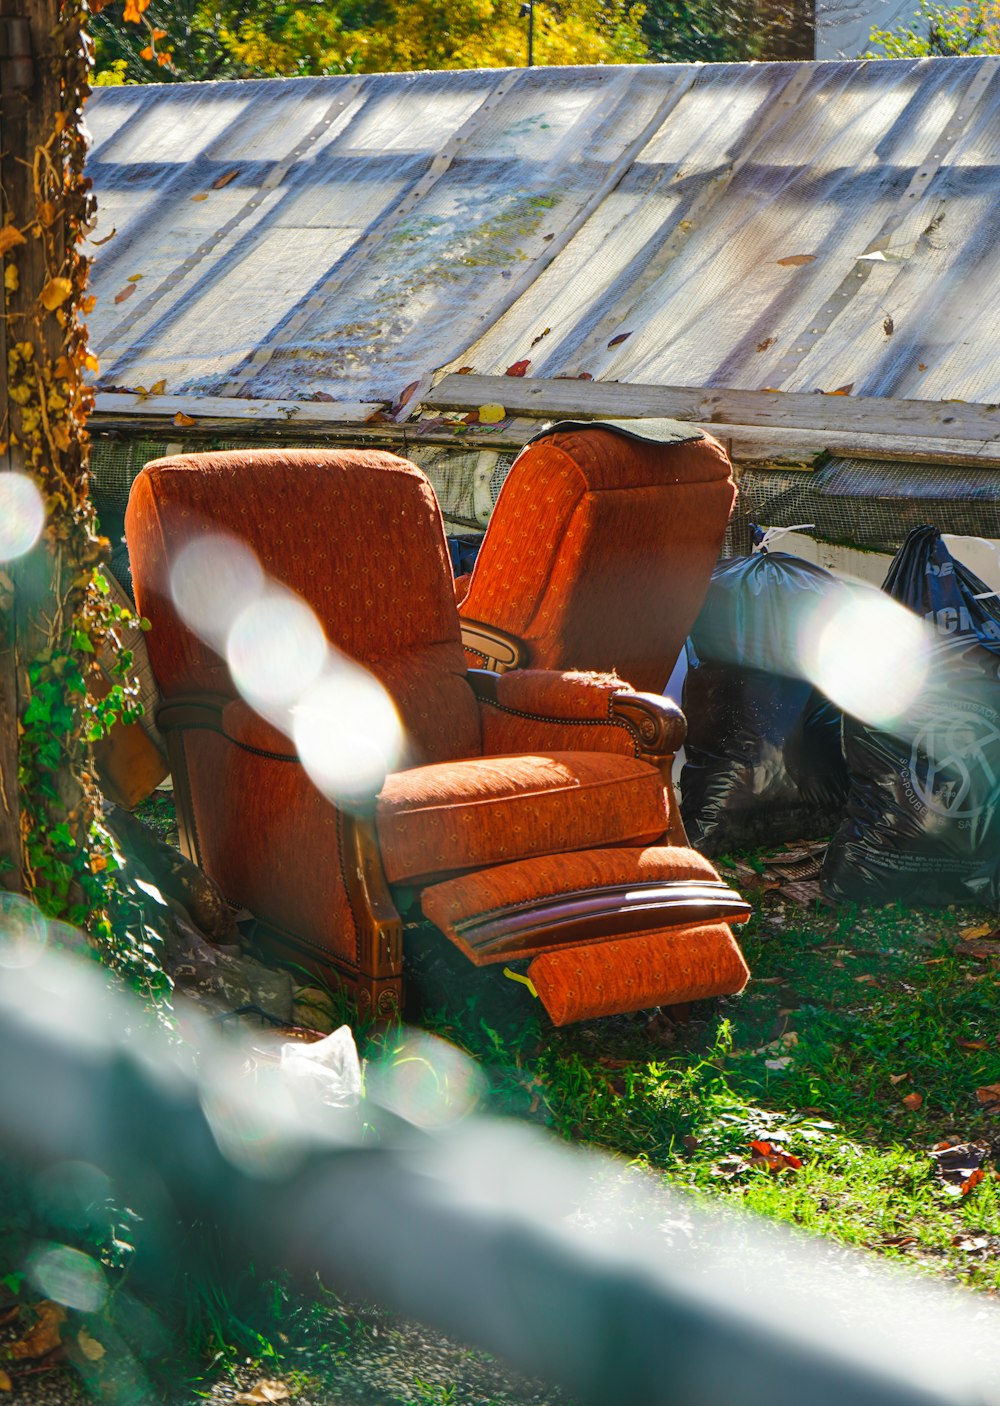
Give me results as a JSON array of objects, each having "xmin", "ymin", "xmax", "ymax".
[
  {"xmin": 867, "ymin": 0, "xmax": 1000, "ymax": 54},
  {"xmin": 91, "ymin": 0, "xmax": 647, "ymax": 82}
]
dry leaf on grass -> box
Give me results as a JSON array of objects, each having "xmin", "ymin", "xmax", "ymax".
[
  {"xmin": 76, "ymin": 1328, "xmax": 105, "ymax": 1361},
  {"xmin": 749, "ymin": 1139, "xmax": 802, "ymax": 1173},
  {"xmin": 959, "ymin": 922, "xmax": 994, "ymax": 940},
  {"xmin": 889, "ymin": 1073, "xmax": 909, "ymax": 1085},
  {"xmin": 233, "ymin": 1379, "xmax": 290, "ymax": 1404},
  {"xmin": 976, "ymin": 1082, "xmax": 1000, "ymax": 1110},
  {"xmin": 10, "ymin": 1301, "xmax": 66, "ymax": 1360},
  {"xmin": 956, "ymin": 1038, "xmax": 989, "ymax": 1050},
  {"xmin": 902, "ymin": 1092, "xmax": 923, "ymax": 1111}
]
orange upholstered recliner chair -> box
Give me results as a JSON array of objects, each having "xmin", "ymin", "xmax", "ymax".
[
  {"xmin": 457, "ymin": 423, "xmax": 736, "ymax": 694},
  {"xmin": 126, "ymin": 448, "xmax": 749, "ymax": 1025}
]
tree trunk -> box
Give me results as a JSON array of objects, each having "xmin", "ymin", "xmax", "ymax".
[{"xmin": 0, "ymin": 0, "xmax": 102, "ymax": 906}]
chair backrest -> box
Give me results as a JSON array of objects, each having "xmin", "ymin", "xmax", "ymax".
[
  {"xmin": 459, "ymin": 428, "xmax": 736, "ymax": 694},
  {"xmin": 126, "ymin": 448, "xmax": 482, "ymax": 766}
]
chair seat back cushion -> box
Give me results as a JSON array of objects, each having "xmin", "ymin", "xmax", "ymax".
[
  {"xmin": 127, "ymin": 449, "xmax": 481, "ymax": 767},
  {"xmin": 459, "ymin": 429, "xmax": 736, "ymax": 692},
  {"xmin": 376, "ymin": 751, "xmax": 668, "ymax": 885}
]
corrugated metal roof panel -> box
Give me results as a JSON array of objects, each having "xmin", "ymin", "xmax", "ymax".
[{"xmin": 86, "ymin": 57, "xmax": 1000, "ymax": 412}]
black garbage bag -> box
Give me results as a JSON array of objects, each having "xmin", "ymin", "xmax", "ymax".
[
  {"xmin": 681, "ymin": 550, "xmax": 849, "ymax": 856},
  {"xmin": 822, "ymin": 526, "xmax": 1000, "ymax": 906}
]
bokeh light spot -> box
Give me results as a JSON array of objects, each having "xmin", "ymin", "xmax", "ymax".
[
  {"xmin": 169, "ymin": 533, "xmax": 265, "ymax": 651},
  {"xmin": 26, "ymin": 1243, "xmax": 108, "ymax": 1313},
  {"xmin": 0, "ymin": 473, "xmax": 45, "ymax": 562},
  {"xmin": 293, "ymin": 661, "xmax": 402, "ymax": 806},
  {"xmin": 798, "ymin": 584, "xmax": 932, "ymax": 728},
  {"xmin": 227, "ymin": 590, "xmax": 327, "ymax": 711}
]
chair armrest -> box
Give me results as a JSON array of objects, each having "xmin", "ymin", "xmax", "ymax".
[
  {"xmin": 460, "ymin": 619, "xmax": 525, "ymax": 672},
  {"xmin": 155, "ymin": 693, "xmax": 230, "ymax": 735},
  {"xmin": 610, "ymin": 692, "xmax": 687, "ymax": 760},
  {"xmin": 468, "ymin": 669, "xmax": 686, "ymax": 759}
]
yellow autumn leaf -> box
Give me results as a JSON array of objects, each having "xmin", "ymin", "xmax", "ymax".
[
  {"xmin": 126, "ymin": 273, "xmax": 143, "ymax": 283},
  {"xmin": 149, "ymin": 378, "xmax": 166, "ymax": 395},
  {"xmin": 84, "ymin": 352, "xmax": 99, "ymax": 373},
  {"xmin": 190, "ymin": 193, "xmax": 209, "ymax": 202},
  {"xmin": 173, "ymin": 411, "xmax": 196, "ymax": 426},
  {"xmin": 0, "ymin": 1368, "xmax": 10, "ymax": 1390},
  {"xmin": 38, "ymin": 201, "xmax": 56, "ymax": 226},
  {"xmin": 39, "ymin": 277, "xmax": 73, "ymax": 311},
  {"xmin": 0, "ymin": 224, "xmax": 26, "ymax": 257},
  {"xmin": 4, "ymin": 264, "xmax": 18, "ymax": 292},
  {"xmin": 478, "ymin": 403, "xmax": 506, "ymax": 424},
  {"xmin": 77, "ymin": 1328, "xmax": 106, "ymax": 1361}
]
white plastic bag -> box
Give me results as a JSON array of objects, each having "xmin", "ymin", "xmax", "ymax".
[{"xmin": 280, "ymin": 1025, "xmax": 362, "ymax": 1108}]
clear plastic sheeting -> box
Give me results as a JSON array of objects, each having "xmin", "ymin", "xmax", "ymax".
[{"xmin": 87, "ymin": 57, "xmax": 1000, "ymax": 410}]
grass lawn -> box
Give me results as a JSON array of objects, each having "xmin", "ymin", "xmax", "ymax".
[
  {"xmin": 74, "ymin": 800, "xmax": 999, "ymax": 1402},
  {"xmin": 427, "ymin": 870, "xmax": 1000, "ymax": 1293}
]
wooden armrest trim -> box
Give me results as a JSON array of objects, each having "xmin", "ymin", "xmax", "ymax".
[
  {"xmin": 610, "ymin": 692, "xmax": 687, "ymax": 758},
  {"xmin": 460, "ymin": 619, "xmax": 525, "ymax": 672}
]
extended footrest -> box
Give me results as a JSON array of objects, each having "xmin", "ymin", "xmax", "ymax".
[{"xmin": 420, "ymin": 845, "xmax": 751, "ymax": 1024}]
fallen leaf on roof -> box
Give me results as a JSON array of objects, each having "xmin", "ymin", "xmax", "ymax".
[
  {"xmin": 173, "ymin": 411, "xmax": 197, "ymax": 427},
  {"xmin": 531, "ymin": 328, "xmax": 552, "ymax": 346},
  {"xmin": 827, "ymin": 384, "xmax": 854, "ymax": 395},
  {"xmin": 456, "ymin": 366, "xmax": 475, "ymax": 374},
  {"xmin": 918, "ymin": 362, "xmax": 928, "ymax": 371},
  {"xmin": 113, "ymin": 284, "xmax": 135, "ymax": 305},
  {"xmin": 607, "ymin": 332, "xmax": 632, "ymax": 348},
  {"xmin": 756, "ymin": 337, "xmax": 777, "ymax": 353},
  {"xmin": 478, "ymin": 404, "xmax": 506, "ymax": 424},
  {"xmin": 126, "ymin": 273, "xmax": 143, "ymax": 283},
  {"xmin": 396, "ymin": 380, "xmax": 420, "ymax": 408},
  {"xmin": 505, "ymin": 359, "xmax": 530, "ymax": 377},
  {"xmin": 212, "ymin": 169, "xmax": 240, "ymax": 189},
  {"xmin": 776, "ymin": 254, "xmax": 816, "ymax": 266},
  {"xmin": 190, "ymin": 193, "xmax": 209, "ymax": 202},
  {"xmin": 902, "ymin": 1092, "xmax": 923, "ymax": 1111}
]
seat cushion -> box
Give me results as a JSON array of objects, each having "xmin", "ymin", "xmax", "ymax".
[
  {"xmin": 376, "ymin": 752, "xmax": 668, "ymax": 885},
  {"xmin": 528, "ymin": 921, "xmax": 750, "ymax": 1025}
]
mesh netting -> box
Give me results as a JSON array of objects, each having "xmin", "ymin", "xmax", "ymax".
[{"xmin": 727, "ymin": 458, "xmax": 1000, "ymax": 557}]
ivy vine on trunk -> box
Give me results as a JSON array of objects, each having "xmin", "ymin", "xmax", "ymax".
[{"xmin": 0, "ymin": 0, "xmax": 167, "ymax": 995}]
